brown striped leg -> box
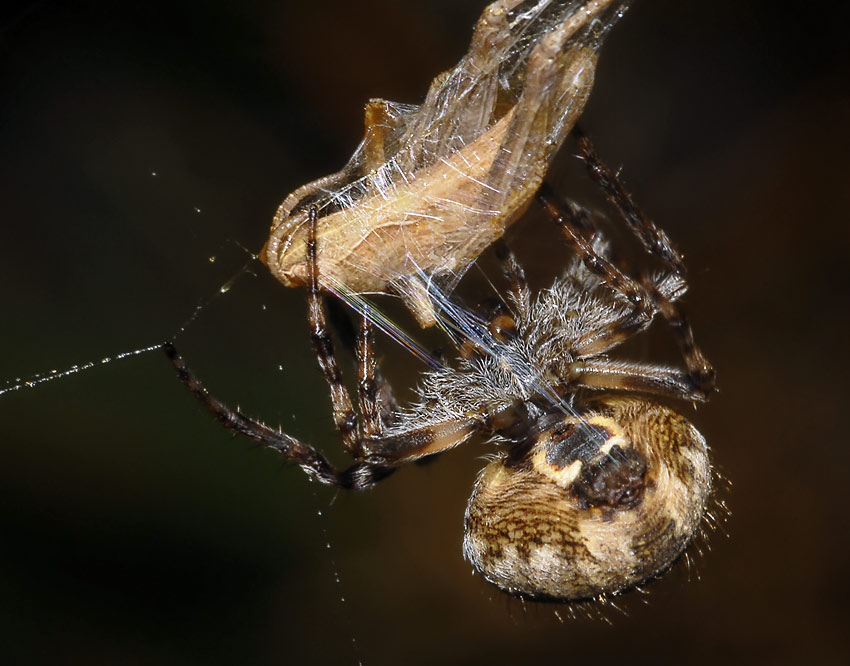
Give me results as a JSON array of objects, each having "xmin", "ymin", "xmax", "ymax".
[
  {"xmin": 538, "ymin": 174, "xmax": 715, "ymax": 396},
  {"xmin": 359, "ymin": 418, "xmax": 481, "ymax": 466},
  {"xmin": 306, "ymin": 206, "xmax": 361, "ymax": 456},
  {"xmin": 573, "ymin": 127, "xmax": 687, "ymax": 276},
  {"xmin": 575, "ymin": 358, "xmax": 708, "ymax": 402},
  {"xmin": 537, "ymin": 184, "xmax": 656, "ymax": 325},
  {"xmin": 323, "ymin": 297, "xmax": 400, "ymax": 433},
  {"xmin": 351, "ymin": 314, "xmax": 400, "ymax": 432},
  {"xmin": 648, "ymin": 287, "xmax": 716, "ymax": 394},
  {"xmin": 572, "ymin": 129, "xmax": 715, "ymax": 393},
  {"xmin": 357, "ymin": 315, "xmax": 382, "ymax": 438},
  {"xmin": 167, "ymin": 337, "xmax": 483, "ymax": 480},
  {"xmin": 164, "ymin": 343, "xmax": 392, "ymax": 489},
  {"xmin": 538, "ymin": 182, "xmax": 600, "ymax": 241}
]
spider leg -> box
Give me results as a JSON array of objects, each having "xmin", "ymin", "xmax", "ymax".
[
  {"xmin": 537, "ymin": 184, "xmax": 656, "ymax": 325},
  {"xmin": 646, "ymin": 285, "xmax": 716, "ymax": 394},
  {"xmin": 323, "ymin": 297, "xmax": 401, "ymax": 434},
  {"xmin": 305, "ymin": 206, "xmax": 363, "ymax": 457},
  {"xmin": 350, "ymin": 319, "xmax": 480, "ymax": 465},
  {"xmin": 164, "ymin": 343, "xmax": 392, "ymax": 490},
  {"xmin": 166, "ymin": 261, "xmax": 477, "ymax": 485},
  {"xmin": 308, "ymin": 207, "xmax": 480, "ymax": 464},
  {"xmin": 573, "ymin": 126, "xmax": 686, "ymax": 275},
  {"xmin": 572, "ymin": 128, "xmax": 716, "ymax": 393},
  {"xmin": 575, "ymin": 357, "xmax": 708, "ymax": 403},
  {"xmin": 359, "ymin": 417, "xmax": 481, "ymax": 467},
  {"xmin": 538, "ymin": 181, "xmax": 600, "ymax": 241},
  {"xmin": 537, "ymin": 180, "xmax": 715, "ymax": 397},
  {"xmin": 358, "ymin": 395, "xmax": 536, "ymax": 468},
  {"xmin": 357, "ymin": 315, "xmax": 384, "ymax": 438}
]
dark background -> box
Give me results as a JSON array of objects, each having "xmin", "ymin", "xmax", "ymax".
[{"xmin": 2, "ymin": 1, "xmax": 848, "ymax": 664}]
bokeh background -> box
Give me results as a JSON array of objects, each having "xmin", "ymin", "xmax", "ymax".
[{"xmin": 2, "ymin": 1, "xmax": 848, "ymax": 664}]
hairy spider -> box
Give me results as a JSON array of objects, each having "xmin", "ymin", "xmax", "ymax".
[{"xmin": 166, "ymin": 132, "xmax": 716, "ymax": 601}]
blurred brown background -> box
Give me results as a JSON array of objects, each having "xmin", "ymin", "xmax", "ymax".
[{"xmin": 1, "ymin": 1, "xmax": 848, "ymax": 664}]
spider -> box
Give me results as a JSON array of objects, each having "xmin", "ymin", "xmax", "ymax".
[{"xmin": 166, "ymin": 130, "xmax": 716, "ymax": 601}]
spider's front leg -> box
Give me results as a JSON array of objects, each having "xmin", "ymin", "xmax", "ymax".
[
  {"xmin": 164, "ymin": 342, "xmax": 391, "ymax": 490},
  {"xmin": 304, "ymin": 207, "xmax": 481, "ymax": 466},
  {"xmin": 303, "ymin": 205, "xmax": 508, "ymax": 468},
  {"xmin": 166, "ymin": 327, "xmax": 480, "ymax": 480},
  {"xmin": 164, "ymin": 206, "xmax": 392, "ymax": 489},
  {"xmin": 304, "ymin": 206, "xmax": 361, "ymax": 458}
]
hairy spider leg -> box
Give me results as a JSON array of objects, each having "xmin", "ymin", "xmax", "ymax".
[
  {"xmin": 356, "ymin": 315, "xmax": 382, "ymax": 439},
  {"xmin": 572, "ymin": 128, "xmax": 716, "ymax": 393},
  {"xmin": 353, "ymin": 318, "xmax": 402, "ymax": 435},
  {"xmin": 537, "ymin": 182, "xmax": 657, "ymax": 343},
  {"xmin": 536, "ymin": 183, "xmax": 712, "ymax": 402},
  {"xmin": 321, "ymin": 296, "xmax": 402, "ymax": 436},
  {"xmin": 573, "ymin": 127, "xmax": 686, "ymax": 274},
  {"xmin": 305, "ymin": 205, "xmax": 484, "ymax": 465},
  {"xmin": 306, "ymin": 205, "xmax": 364, "ymax": 458},
  {"xmin": 163, "ymin": 342, "xmax": 389, "ymax": 489}
]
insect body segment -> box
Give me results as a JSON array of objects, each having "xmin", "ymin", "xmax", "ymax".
[{"xmin": 263, "ymin": 0, "xmax": 630, "ymax": 327}]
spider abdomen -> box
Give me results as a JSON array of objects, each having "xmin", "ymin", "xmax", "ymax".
[{"xmin": 462, "ymin": 396, "xmax": 711, "ymax": 600}]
